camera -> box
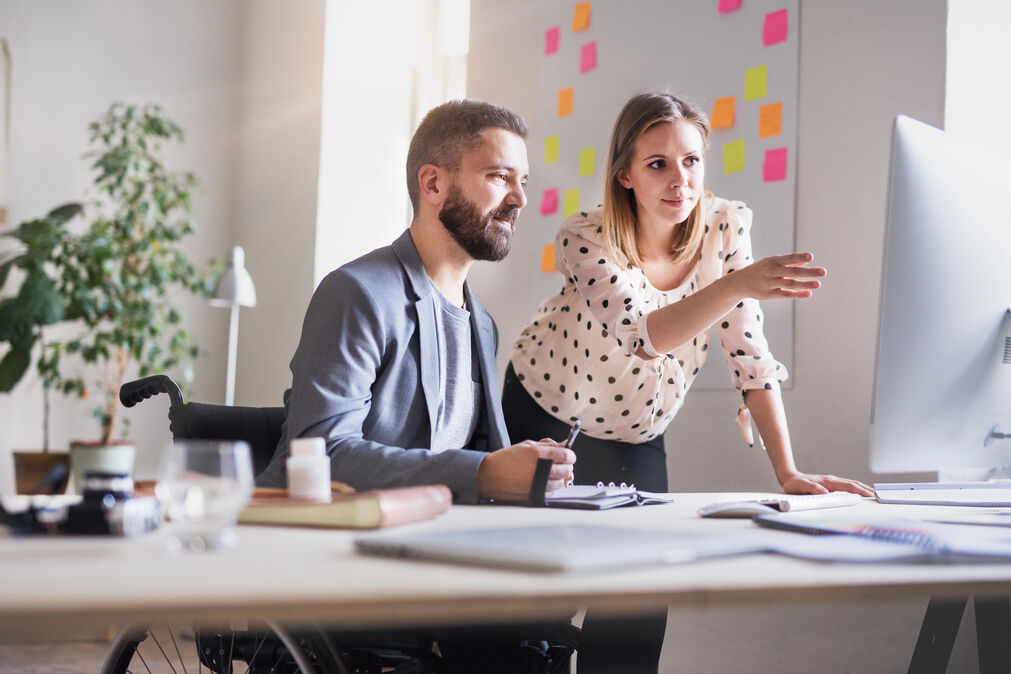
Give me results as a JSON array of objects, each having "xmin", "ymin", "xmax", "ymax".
[{"xmin": 57, "ymin": 472, "xmax": 162, "ymax": 536}]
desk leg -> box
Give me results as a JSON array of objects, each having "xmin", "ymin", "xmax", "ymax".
[
  {"xmin": 974, "ymin": 597, "xmax": 1011, "ymax": 674},
  {"xmin": 908, "ymin": 597, "xmax": 966, "ymax": 674}
]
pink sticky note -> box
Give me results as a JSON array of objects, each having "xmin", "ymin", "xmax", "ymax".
[
  {"xmin": 763, "ymin": 9, "xmax": 789, "ymax": 45},
  {"xmin": 718, "ymin": 0, "xmax": 742, "ymax": 13},
  {"xmin": 579, "ymin": 41, "xmax": 597, "ymax": 73},
  {"xmin": 763, "ymin": 148, "xmax": 788, "ymax": 182},
  {"xmin": 540, "ymin": 188, "xmax": 559, "ymax": 215},
  {"xmin": 545, "ymin": 26, "xmax": 560, "ymax": 55}
]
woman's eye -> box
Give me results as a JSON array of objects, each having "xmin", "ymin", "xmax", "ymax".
[
  {"xmin": 647, "ymin": 160, "xmax": 666, "ymax": 169},
  {"xmin": 685, "ymin": 156, "xmax": 700, "ymax": 166}
]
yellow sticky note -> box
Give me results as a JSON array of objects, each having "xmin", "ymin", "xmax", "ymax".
[
  {"xmin": 540, "ymin": 244, "xmax": 557, "ymax": 272},
  {"xmin": 723, "ymin": 139, "xmax": 746, "ymax": 175},
  {"xmin": 578, "ymin": 147, "xmax": 595, "ymax": 176},
  {"xmin": 758, "ymin": 102, "xmax": 782, "ymax": 138},
  {"xmin": 558, "ymin": 88, "xmax": 574, "ymax": 117},
  {"xmin": 572, "ymin": 2, "xmax": 592, "ymax": 32},
  {"xmin": 563, "ymin": 188, "xmax": 580, "ymax": 216},
  {"xmin": 710, "ymin": 96, "xmax": 736, "ymax": 130},
  {"xmin": 544, "ymin": 135, "xmax": 560, "ymax": 164},
  {"xmin": 745, "ymin": 65, "xmax": 768, "ymax": 101}
]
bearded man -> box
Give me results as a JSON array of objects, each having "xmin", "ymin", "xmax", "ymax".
[{"xmin": 257, "ymin": 100, "xmax": 575, "ymax": 502}]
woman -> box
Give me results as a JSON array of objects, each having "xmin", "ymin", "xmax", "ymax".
[{"xmin": 503, "ymin": 91, "xmax": 873, "ymax": 672}]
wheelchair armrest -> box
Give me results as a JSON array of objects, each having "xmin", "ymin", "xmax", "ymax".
[{"xmin": 120, "ymin": 375, "xmax": 185, "ymax": 409}]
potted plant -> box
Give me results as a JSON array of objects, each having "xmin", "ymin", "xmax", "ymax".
[
  {"xmin": 0, "ymin": 203, "xmax": 82, "ymax": 493},
  {"xmin": 11, "ymin": 102, "xmax": 215, "ymax": 491}
]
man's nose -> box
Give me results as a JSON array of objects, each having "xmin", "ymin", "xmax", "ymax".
[{"xmin": 509, "ymin": 181, "xmax": 527, "ymax": 209}]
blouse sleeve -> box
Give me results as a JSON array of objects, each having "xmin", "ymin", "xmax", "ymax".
[
  {"xmin": 714, "ymin": 203, "xmax": 789, "ymax": 393},
  {"xmin": 555, "ymin": 212, "xmax": 663, "ymax": 359}
]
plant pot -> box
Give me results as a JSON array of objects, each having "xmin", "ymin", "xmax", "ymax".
[
  {"xmin": 12, "ymin": 451, "xmax": 71, "ymax": 495},
  {"xmin": 69, "ymin": 440, "xmax": 136, "ymax": 494}
]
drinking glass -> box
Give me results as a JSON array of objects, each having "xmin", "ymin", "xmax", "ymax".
[{"xmin": 155, "ymin": 440, "xmax": 254, "ymax": 551}]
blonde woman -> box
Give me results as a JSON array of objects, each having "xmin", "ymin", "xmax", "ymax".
[{"xmin": 503, "ymin": 91, "xmax": 872, "ymax": 672}]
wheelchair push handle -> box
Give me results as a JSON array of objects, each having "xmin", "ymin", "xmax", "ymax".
[{"xmin": 119, "ymin": 375, "xmax": 185, "ymax": 410}]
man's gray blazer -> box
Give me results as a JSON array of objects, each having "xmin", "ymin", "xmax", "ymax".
[{"xmin": 257, "ymin": 230, "xmax": 511, "ymax": 503}]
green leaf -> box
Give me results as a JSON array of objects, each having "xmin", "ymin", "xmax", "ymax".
[
  {"xmin": 46, "ymin": 202, "xmax": 84, "ymax": 224},
  {"xmin": 0, "ymin": 342, "xmax": 33, "ymax": 392}
]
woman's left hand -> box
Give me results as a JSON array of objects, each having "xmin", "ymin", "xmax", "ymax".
[{"xmin": 780, "ymin": 472, "xmax": 875, "ymax": 497}]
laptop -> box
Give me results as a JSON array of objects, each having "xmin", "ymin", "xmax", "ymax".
[{"xmin": 354, "ymin": 524, "xmax": 768, "ymax": 572}]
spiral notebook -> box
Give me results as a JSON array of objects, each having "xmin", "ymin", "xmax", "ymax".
[{"xmin": 753, "ymin": 512, "xmax": 1011, "ymax": 562}]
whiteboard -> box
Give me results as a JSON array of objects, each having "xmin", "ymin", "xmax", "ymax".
[{"xmin": 467, "ymin": 0, "xmax": 799, "ymax": 390}]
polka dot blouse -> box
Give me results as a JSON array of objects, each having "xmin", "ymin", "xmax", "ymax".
[{"xmin": 510, "ymin": 195, "xmax": 788, "ymax": 444}]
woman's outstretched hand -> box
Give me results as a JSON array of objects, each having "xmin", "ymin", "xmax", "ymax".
[
  {"xmin": 729, "ymin": 252, "xmax": 826, "ymax": 300},
  {"xmin": 780, "ymin": 472, "xmax": 876, "ymax": 497}
]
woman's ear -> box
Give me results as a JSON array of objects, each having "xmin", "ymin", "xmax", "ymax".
[
  {"xmin": 616, "ymin": 168, "xmax": 632, "ymax": 190},
  {"xmin": 418, "ymin": 164, "xmax": 443, "ymax": 206}
]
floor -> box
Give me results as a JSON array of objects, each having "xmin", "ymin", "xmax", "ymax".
[{"xmin": 0, "ymin": 641, "xmax": 111, "ymax": 673}]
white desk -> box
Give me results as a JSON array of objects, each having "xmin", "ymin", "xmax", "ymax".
[{"xmin": 2, "ymin": 493, "xmax": 1011, "ymax": 635}]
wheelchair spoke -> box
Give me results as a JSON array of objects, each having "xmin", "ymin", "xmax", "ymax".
[
  {"xmin": 167, "ymin": 627, "xmax": 188, "ymax": 674},
  {"xmin": 148, "ymin": 630, "xmax": 179, "ymax": 674},
  {"xmin": 242, "ymin": 631, "xmax": 271, "ymax": 674},
  {"xmin": 135, "ymin": 648, "xmax": 152, "ymax": 674}
]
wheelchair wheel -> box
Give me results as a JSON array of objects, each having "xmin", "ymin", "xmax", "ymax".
[{"xmin": 100, "ymin": 620, "xmax": 347, "ymax": 674}]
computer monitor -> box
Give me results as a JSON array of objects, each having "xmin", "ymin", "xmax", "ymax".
[{"xmin": 870, "ymin": 115, "xmax": 1011, "ymax": 475}]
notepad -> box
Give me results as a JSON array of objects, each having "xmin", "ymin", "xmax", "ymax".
[
  {"xmin": 546, "ymin": 484, "xmax": 673, "ymax": 510},
  {"xmin": 875, "ymin": 482, "xmax": 1011, "ymax": 507}
]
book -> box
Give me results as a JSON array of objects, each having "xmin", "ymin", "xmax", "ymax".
[
  {"xmin": 544, "ymin": 484, "xmax": 673, "ymax": 510},
  {"xmin": 874, "ymin": 482, "xmax": 1011, "ymax": 507},
  {"xmin": 238, "ymin": 484, "xmax": 452, "ymax": 529},
  {"xmin": 752, "ymin": 511, "xmax": 1011, "ymax": 562},
  {"xmin": 698, "ymin": 491, "xmax": 863, "ymax": 518}
]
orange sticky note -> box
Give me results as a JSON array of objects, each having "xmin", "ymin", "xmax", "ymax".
[
  {"xmin": 710, "ymin": 96, "xmax": 736, "ymax": 129},
  {"xmin": 540, "ymin": 244, "xmax": 557, "ymax": 272},
  {"xmin": 758, "ymin": 102, "xmax": 782, "ymax": 138},
  {"xmin": 572, "ymin": 2, "xmax": 591, "ymax": 32},
  {"xmin": 558, "ymin": 88, "xmax": 574, "ymax": 117}
]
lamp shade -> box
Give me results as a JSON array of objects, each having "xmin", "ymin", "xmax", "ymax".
[{"xmin": 211, "ymin": 246, "xmax": 257, "ymax": 308}]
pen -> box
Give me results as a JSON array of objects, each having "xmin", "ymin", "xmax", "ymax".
[{"xmin": 564, "ymin": 420, "xmax": 581, "ymax": 449}]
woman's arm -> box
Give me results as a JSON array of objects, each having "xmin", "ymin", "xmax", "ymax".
[
  {"xmin": 743, "ymin": 387, "xmax": 875, "ymax": 496},
  {"xmin": 642, "ymin": 252, "xmax": 823, "ymax": 357}
]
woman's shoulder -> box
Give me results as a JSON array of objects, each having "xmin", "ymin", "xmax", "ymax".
[
  {"xmin": 706, "ymin": 194, "xmax": 753, "ymax": 231},
  {"xmin": 559, "ymin": 206, "xmax": 604, "ymax": 236}
]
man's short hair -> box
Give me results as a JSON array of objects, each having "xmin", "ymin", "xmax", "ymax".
[{"xmin": 406, "ymin": 99, "xmax": 528, "ymax": 213}]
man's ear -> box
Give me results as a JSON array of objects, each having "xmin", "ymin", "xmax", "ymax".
[{"xmin": 418, "ymin": 164, "xmax": 444, "ymax": 207}]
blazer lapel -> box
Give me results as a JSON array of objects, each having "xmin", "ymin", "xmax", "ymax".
[{"xmin": 392, "ymin": 230, "xmax": 441, "ymax": 447}]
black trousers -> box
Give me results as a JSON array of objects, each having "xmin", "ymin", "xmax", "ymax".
[{"xmin": 502, "ymin": 363, "xmax": 668, "ymax": 674}]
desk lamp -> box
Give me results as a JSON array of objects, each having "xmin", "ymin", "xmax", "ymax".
[{"xmin": 211, "ymin": 246, "xmax": 256, "ymax": 406}]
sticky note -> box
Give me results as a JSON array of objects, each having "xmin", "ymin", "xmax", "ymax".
[
  {"xmin": 723, "ymin": 139, "xmax": 746, "ymax": 175},
  {"xmin": 718, "ymin": 0, "xmax": 742, "ymax": 12},
  {"xmin": 710, "ymin": 96, "xmax": 736, "ymax": 129},
  {"xmin": 763, "ymin": 148, "xmax": 788, "ymax": 182},
  {"xmin": 579, "ymin": 147, "xmax": 596, "ymax": 176},
  {"xmin": 758, "ymin": 102, "xmax": 782, "ymax": 138},
  {"xmin": 563, "ymin": 188, "xmax": 580, "ymax": 216},
  {"xmin": 745, "ymin": 65, "xmax": 768, "ymax": 101},
  {"xmin": 544, "ymin": 135, "xmax": 560, "ymax": 164},
  {"xmin": 558, "ymin": 88, "xmax": 574, "ymax": 117},
  {"xmin": 540, "ymin": 188, "xmax": 559, "ymax": 215},
  {"xmin": 545, "ymin": 26, "xmax": 560, "ymax": 55},
  {"xmin": 763, "ymin": 9, "xmax": 789, "ymax": 46},
  {"xmin": 541, "ymin": 244, "xmax": 557, "ymax": 272},
  {"xmin": 580, "ymin": 41, "xmax": 597, "ymax": 73},
  {"xmin": 572, "ymin": 2, "xmax": 592, "ymax": 32}
]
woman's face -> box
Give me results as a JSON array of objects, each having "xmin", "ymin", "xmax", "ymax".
[{"xmin": 616, "ymin": 119, "xmax": 705, "ymax": 230}]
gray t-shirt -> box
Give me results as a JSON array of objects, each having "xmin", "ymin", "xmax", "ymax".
[{"xmin": 430, "ymin": 287, "xmax": 480, "ymax": 452}]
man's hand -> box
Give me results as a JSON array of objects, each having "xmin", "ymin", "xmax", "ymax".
[{"xmin": 477, "ymin": 440, "xmax": 576, "ymax": 501}]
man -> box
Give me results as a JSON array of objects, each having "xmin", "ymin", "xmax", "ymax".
[{"xmin": 257, "ymin": 99, "xmax": 575, "ymax": 503}]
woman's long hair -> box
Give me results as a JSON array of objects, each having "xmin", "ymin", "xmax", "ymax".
[{"xmin": 601, "ymin": 92, "xmax": 711, "ymax": 267}]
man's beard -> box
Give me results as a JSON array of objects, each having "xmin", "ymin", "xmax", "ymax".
[{"xmin": 439, "ymin": 184, "xmax": 517, "ymax": 262}]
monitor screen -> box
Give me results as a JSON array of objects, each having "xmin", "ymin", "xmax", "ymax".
[{"xmin": 871, "ymin": 115, "xmax": 1011, "ymax": 474}]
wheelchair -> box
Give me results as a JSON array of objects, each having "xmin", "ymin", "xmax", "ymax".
[{"xmin": 101, "ymin": 374, "xmax": 578, "ymax": 674}]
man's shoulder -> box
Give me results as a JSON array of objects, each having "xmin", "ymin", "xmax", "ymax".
[{"xmin": 317, "ymin": 243, "xmax": 407, "ymax": 296}]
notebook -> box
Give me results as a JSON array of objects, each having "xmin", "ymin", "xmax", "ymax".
[
  {"xmin": 874, "ymin": 482, "xmax": 1011, "ymax": 507},
  {"xmin": 355, "ymin": 524, "xmax": 768, "ymax": 572},
  {"xmin": 545, "ymin": 484, "xmax": 673, "ymax": 510}
]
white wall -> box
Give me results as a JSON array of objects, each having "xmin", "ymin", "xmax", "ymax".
[
  {"xmin": 0, "ymin": 1, "xmax": 240, "ymax": 490},
  {"xmin": 0, "ymin": 1, "xmax": 326, "ymax": 489}
]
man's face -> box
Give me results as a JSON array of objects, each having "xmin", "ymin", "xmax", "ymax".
[{"xmin": 439, "ymin": 128, "xmax": 529, "ymax": 262}]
